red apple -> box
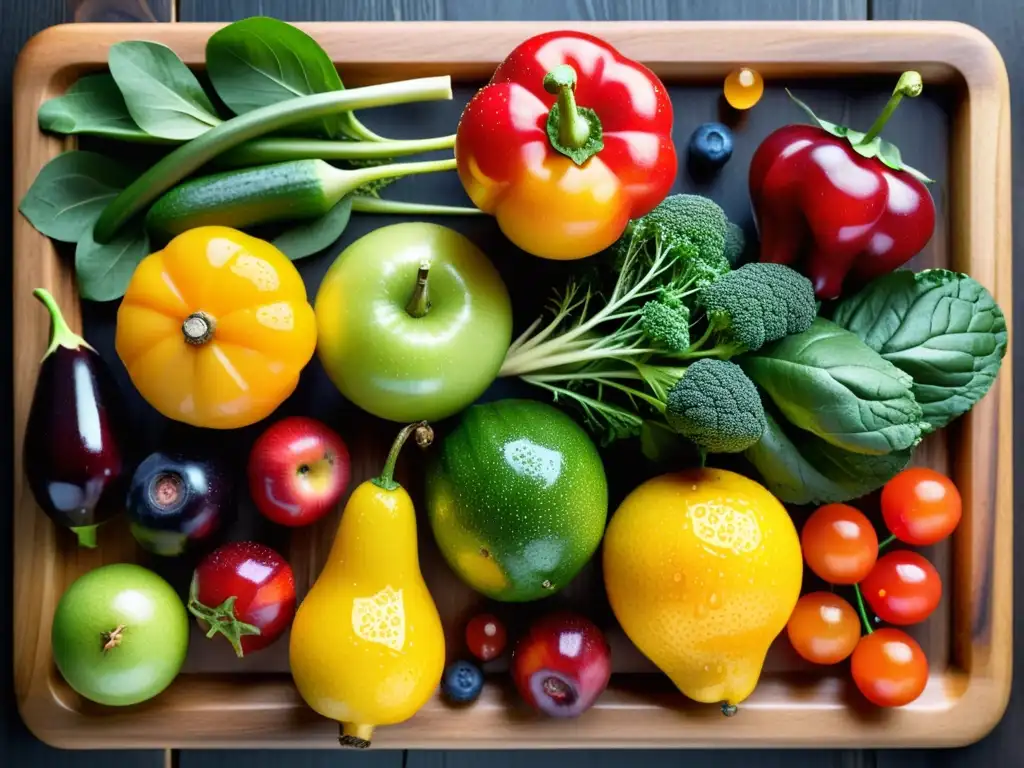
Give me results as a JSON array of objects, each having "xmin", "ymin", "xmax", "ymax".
[
  {"xmin": 248, "ymin": 416, "xmax": 351, "ymax": 527},
  {"xmin": 511, "ymin": 611, "xmax": 611, "ymax": 718}
]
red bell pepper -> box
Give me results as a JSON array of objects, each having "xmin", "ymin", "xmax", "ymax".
[
  {"xmin": 749, "ymin": 72, "xmax": 936, "ymax": 299},
  {"xmin": 455, "ymin": 31, "xmax": 677, "ymax": 261}
]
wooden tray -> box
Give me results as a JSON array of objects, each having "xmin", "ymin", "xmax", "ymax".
[{"xmin": 12, "ymin": 20, "xmax": 1013, "ymax": 750}]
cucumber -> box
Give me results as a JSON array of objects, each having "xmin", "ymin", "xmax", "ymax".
[
  {"xmin": 145, "ymin": 160, "xmax": 338, "ymax": 237},
  {"xmin": 144, "ymin": 156, "xmax": 459, "ymax": 239}
]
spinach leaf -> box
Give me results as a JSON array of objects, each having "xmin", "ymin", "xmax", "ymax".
[
  {"xmin": 18, "ymin": 151, "xmax": 137, "ymax": 243},
  {"xmin": 743, "ymin": 407, "xmax": 913, "ymax": 506},
  {"xmin": 37, "ymin": 74, "xmax": 169, "ymax": 143},
  {"xmin": 75, "ymin": 221, "xmax": 150, "ymax": 302},
  {"xmin": 741, "ymin": 317, "xmax": 927, "ymax": 455},
  {"xmin": 108, "ymin": 41, "xmax": 221, "ymax": 140},
  {"xmin": 272, "ymin": 196, "xmax": 352, "ymax": 260},
  {"xmin": 205, "ymin": 16, "xmax": 380, "ymax": 141},
  {"xmin": 832, "ymin": 269, "xmax": 1008, "ymax": 431}
]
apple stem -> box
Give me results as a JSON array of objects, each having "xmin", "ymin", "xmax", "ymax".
[
  {"xmin": 101, "ymin": 624, "xmax": 126, "ymax": 653},
  {"xmin": 406, "ymin": 262, "xmax": 432, "ymax": 318},
  {"xmin": 372, "ymin": 420, "xmax": 432, "ymax": 491}
]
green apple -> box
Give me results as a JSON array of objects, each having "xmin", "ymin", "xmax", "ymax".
[{"xmin": 314, "ymin": 222, "xmax": 512, "ymax": 422}]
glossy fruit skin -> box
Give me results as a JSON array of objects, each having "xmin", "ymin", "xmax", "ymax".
[
  {"xmin": 861, "ymin": 550, "xmax": 942, "ymax": 625},
  {"xmin": 687, "ymin": 122, "xmax": 734, "ymax": 176},
  {"xmin": 189, "ymin": 541, "xmax": 296, "ymax": 657},
  {"xmin": 248, "ymin": 416, "xmax": 351, "ymax": 527},
  {"xmin": 851, "ymin": 628, "xmax": 928, "ymax": 707},
  {"xmin": 750, "ymin": 123, "xmax": 935, "ymax": 299},
  {"xmin": 801, "ymin": 504, "xmax": 879, "ymax": 585},
  {"xmin": 425, "ymin": 399, "xmax": 608, "ymax": 602},
  {"xmin": 455, "ymin": 30, "xmax": 676, "ymax": 261},
  {"xmin": 442, "ymin": 660, "xmax": 484, "ymax": 704},
  {"xmin": 881, "ymin": 468, "xmax": 962, "ymax": 546},
  {"xmin": 115, "ymin": 226, "xmax": 317, "ymax": 429},
  {"xmin": 466, "ymin": 613, "xmax": 507, "ymax": 662},
  {"xmin": 314, "ymin": 223, "xmax": 512, "ymax": 423},
  {"xmin": 24, "ymin": 345, "xmax": 131, "ymax": 544},
  {"xmin": 786, "ymin": 592, "xmax": 861, "ymax": 665},
  {"xmin": 51, "ymin": 563, "xmax": 189, "ymax": 706},
  {"xmin": 603, "ymin": 468, "xmax": 803, "ymax": 709},
  {"xmin": 289, "ymin": 423, "xmax": 445, "ymax": 748},
  {"xmin": 126, "ymin": 451, "xmax": 235, "ymax": 557},
  {"xmin": 511, "ymin": 612, "xmax": 611, "ymax": 718}
]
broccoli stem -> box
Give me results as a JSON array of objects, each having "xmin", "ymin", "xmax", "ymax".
[{"xmin": 499, "ymin": 346, "xmax": 657, "ymax": 377}]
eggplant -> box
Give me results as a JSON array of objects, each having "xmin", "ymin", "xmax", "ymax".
[
  {"xmin": 126, "ymin": 451, "xmax": 235, "ymax": 557},
  {"xmin": 23, "ymin": 289, "xmax": 132, "ymax": 548}
]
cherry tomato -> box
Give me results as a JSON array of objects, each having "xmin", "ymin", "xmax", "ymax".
[
  {"xmin": 851, "ymin": 628, "xmax": 929, "ymax": 707},
  {"xmin": 860, "ymin": 550, "xmax": 941, "ymax": 625},
  {"xmin": 881, "ymin": 468, "xmax": 962, "ymax": 546},
  {"xmin": 188, "ymin": 541, "xmax": 296, "ymax": 657},
  {"xmin": 466, "ymin": 613, "xmax": 507, "ymax": 662},
  {"xmin": 801, "ymin": 504, "xmax": 879, "ymax": 584},
  {"xmin": 786, "ymin": 592, "xmax": 861, "ymax": 665}
]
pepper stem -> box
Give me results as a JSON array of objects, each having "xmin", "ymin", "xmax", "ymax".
[
  {"xmin": 406, "ymin": 262, "xmax": 431, "ymax": 318},
  {"xmin": 33, "ymin": 288, "xmax": 91, "ymax": 358},
  {"xmin": 543, "ymin": 65, "xmax": 591, "ymax": 149},
  {"xmin": 853, "ymin": 583, "xmax": 874, "ymax": 635},
  {"xmin": 372, "ymin": 421, "xmax": 432, "ymax": 491},
  {"xmin": 859, "ymin": 71, "xmax": 923, "ymax": 144},
  {"xmin": 71, "ymin": 524, "xmax": 98, "ymax": 549},
  {"xmin": 182, "ymin": 311, "xmax": 216, "ymax": 345}
]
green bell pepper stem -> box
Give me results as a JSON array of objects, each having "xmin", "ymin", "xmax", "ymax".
[{"xmin": 92, "ymin": 75, "xmax": 453, "ymax": 243}]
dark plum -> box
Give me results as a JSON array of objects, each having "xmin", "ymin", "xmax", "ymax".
[
  {"xmin": 127, "ymin": 452, "xmax": 235, "ymax": 557},
  {"xmin": 23, "ymin": 288, "xmax": 132, "ymax": 548}
]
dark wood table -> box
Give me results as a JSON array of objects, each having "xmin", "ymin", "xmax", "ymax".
[{"xmin": 2, "ymin": 1, "xmax": 1020, "ymax": 766}]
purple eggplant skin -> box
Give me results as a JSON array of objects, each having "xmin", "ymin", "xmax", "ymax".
[
  {"xmin": 126, "ymin": 452, "xmax": 235, "ymax": 558},
  {"xmin": 23, "ymin": 289, "xmax": 132, "ymax": 548}
]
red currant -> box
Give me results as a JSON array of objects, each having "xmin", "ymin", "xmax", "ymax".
[{"xmin": 466, "ymin": 613, "xmax": 507, "ymax": 662}]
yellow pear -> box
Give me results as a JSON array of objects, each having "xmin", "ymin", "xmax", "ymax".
[
  {"xmin": 289, "ymin": 422, "xmax": 445, "ymax": 747},
  {"xmin": 603, "ymin": 468, "xmax": 802, "ymax": 713}
]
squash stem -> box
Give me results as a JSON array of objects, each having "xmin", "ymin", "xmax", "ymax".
[
  {"xmin": 93, "ymin": 75, "xmax": 453, "ymax": 243},
  {"xmin": 372, "ymin": 421, "xmax": 431, "ymax": 491}
]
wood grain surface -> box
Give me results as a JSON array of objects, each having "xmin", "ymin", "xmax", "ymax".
[{"xmin": 2, "ymin": 0, "xmax": 1020, "ymax": 767}]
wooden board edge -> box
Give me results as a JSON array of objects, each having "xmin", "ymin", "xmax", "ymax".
[{"xmin": 9, "ymin": 18, "xmax": 1014, "ymax": 749}]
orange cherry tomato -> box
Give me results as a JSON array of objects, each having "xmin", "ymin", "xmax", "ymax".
[
  {"xmin": 881, "ymin": 468, "xmax": 962, "ymax": 546},
  {"xmin": 860, "ymin": 550, "xmax": 942, "ymax": 626},
  {"xmin": 801, "ymin": 504, "xmax": 879, "ymax": 585},
  {"xmin": 786, "ymin": 592, "xmax": 861, "ymax": 665},
  {"xmin": 851, "ymin": 628, "xmax": 928, "ymax": 707}
]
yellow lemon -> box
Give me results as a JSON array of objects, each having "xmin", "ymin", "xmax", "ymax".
[{"xmin": 603, "ymin": 468, "xmax": 802, "ymax": 712}]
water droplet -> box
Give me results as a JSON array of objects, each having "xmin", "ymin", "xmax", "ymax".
[{"xmin": 673, "ymin": 572, "xmax": 683, "ymax": 583}]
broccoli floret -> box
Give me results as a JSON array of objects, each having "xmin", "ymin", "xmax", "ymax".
[
  {"xmin": 723, "ymin": 221, "xmax": 746, "ymax": 267},
  {"xmin": 639, "ymin": 193, "xmax": 729, "ymax": 264},
  {"xmin": 665, "ymin": 359, "xmax": 766, "ymax": 453},
  {"xmin": 641, "ymin": 296, "xmax": 691, "ymax": 352},
  {"xmin": 697, "ymin": 262, "xmax": 817, "ymax": 353}
]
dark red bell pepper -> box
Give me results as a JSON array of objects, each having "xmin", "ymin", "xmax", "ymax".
[
  {"xmin": 454, "ymin": 30, "xmax": 677, "ymax": 261},
  {"xmin": 749, "ymin": 72, "xmax": 936, "ymax": 299}
]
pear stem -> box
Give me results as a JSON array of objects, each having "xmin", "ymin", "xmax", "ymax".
[{"xmin": 372, "ymin": 421, "xmax": 431, "ymax": 491}]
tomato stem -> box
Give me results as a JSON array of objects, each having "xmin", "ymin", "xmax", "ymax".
[
  {"xmin": 878, "ymin": 533, "xmax": 897, "ymax": 552},
  {"xmin": 187, "ymin": 580, "xmax": 261, "ymax": 658},
  {"xmin": 853, "ymin": 583, "xmax": 874, "ymax": 635}
]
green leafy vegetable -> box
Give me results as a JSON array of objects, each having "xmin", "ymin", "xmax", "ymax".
[
  {"xmin": 75, "ymin": 222, "xmax": 150, "ymax": 302},
  {"xmin": 742, "ymin": 317, "xmax": 928, "ymax": 455},
  {"xmin": 832, "ymin": 268, "xmax": 1008, "ymax": 432},
  {"xmin": 744, "ymin": 407, "xmax": 913, "ymax": 505},
  {"xmin": 107, "ymin": 41, "xmax": 222, "ymax": 140},
  {"xmin": 18, "ymin": 151, "xmax": 137, "ymax": 243},
  {"xmin": 499, "ymin": 194, "xmax": 814, "ymax": 454},
  {"xmin": 272, "ymin": 196, "xmax": 353, "ymax": 260},
  {"xmin": 37, "ymin": 74, "xmax": 167, "ymax": 143},
  {"xmin": 205, "ymin": 16, "xmax": 382, "ymax": 142}
]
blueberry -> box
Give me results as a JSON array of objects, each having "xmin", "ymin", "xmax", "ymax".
[
  {"xmin": 687, "ymin": 122, "xmax": 734, "ymax": 176},
  {"xmin": 442, "ymin": 659, "xmax": 484, "ymax": 704}
]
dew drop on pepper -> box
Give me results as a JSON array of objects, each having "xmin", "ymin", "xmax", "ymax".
[{"xmin": 724, "ymin": 67, "xmax": 764, "ymax": 110}]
